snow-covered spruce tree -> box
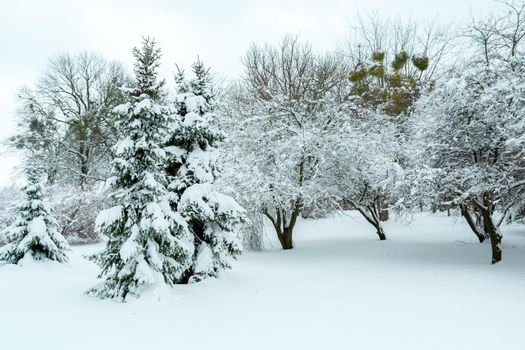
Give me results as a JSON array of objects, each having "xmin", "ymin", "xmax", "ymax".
[
  {"xmin": 48, "ymin": 183, "xmax": 106, "ymax": 243},
  {"xmin": 87, "ymin": 38, "xmax": 193, "ymax": 300},
  {"xmin": 410, "ymin": 58, "xmax": 525, "ymax": 264},
  {"xmin": 167, "ymin": 61, "xmax": 245, "ymax": 283},
  {"xmin": 0, "ymin": 157, "xmax": 69, "ymax": 264}
]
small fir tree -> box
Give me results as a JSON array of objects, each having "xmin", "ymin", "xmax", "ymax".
[
  {"xmin": 87, "ymin": 38, "xmax": 193, "ymax": 300},
  {"xmin": 0, "ymin": 157, "xmax": 69, "ymax": 264},
  {"xmin": 168, "ymin": 60, "xmax": 245, "ymax": 283}
]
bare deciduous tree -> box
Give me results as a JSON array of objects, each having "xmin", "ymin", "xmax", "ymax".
[
  {"xmin": 11, "ymin": 52, "xmax": 129, "ymax": 188},
  {"xmin": 468, "ymin": 0, "xmax": 525, "ymax": 63},
  {"xmin": 344, "ymin": 11, "xmax": 456, "ymax": 81}
]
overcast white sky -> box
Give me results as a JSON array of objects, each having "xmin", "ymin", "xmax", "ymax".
[{"xmin": 0, "ymin": 0, "xmax": 498, "ymax": 185}]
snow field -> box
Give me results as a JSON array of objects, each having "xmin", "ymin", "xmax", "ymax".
[{"xmin": 1, "ymin": 211, "xmax": 524, "ymax": 350}]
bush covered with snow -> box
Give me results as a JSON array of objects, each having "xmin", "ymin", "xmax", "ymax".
[
  {"xmin": 48, "ymin": 184, "xmax": 105, "ymax": 244},
  {"xmin": 0, "ymin": 186, "xmax": 21, "ymax": 245}
]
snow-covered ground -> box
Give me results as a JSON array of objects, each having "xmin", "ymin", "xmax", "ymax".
[{"xmin": 1, "ymin": 211, "xmax": 524, "ymax": 350}]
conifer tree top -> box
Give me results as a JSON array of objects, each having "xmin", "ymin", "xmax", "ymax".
[
  {"xmin": 190, "ymin": 59, "xmax": 212, "ymax": 102},
  {"xmin": 132, "ymin": 37, "xmax": 165, "ymax": 100}
]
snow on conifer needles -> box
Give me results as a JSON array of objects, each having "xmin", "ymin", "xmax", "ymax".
[
  {"xmin": 87, "ymin": 39, "xmax": 244, "ymax": 300},
  {"xmin": 169, "ymin": 60, "xmax": 245, "ymax": 284},
  {"xmin": 87, "ymin": 38, "xmax": 194, "ymax": 301},
  {"xmin": 0, "ymin": 158, "xmax": 69, "ymax": 264}
]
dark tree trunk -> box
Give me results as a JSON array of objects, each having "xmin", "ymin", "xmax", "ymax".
[
  {"xmin": 480, "ymin": 196, "xmax": 502, "ymax": 264},
  {"xmin": 278, "ymin": 228, "xmax": 294, "ymax": 250},
  {"xmin": 353, "ymin": 202, "xmax": 386, "ymax": 241},
  {"xmin": 471, "ymin": 195, "xmax": 503, "ymax": 264},
  {"xmin": 78, "ymin": 142, "xmax": 90, "ymax": 189},
  {"xmin": 481, "ymin": 210, "xmax": 502, "ymax": 264},
  {"xmin": 375, "ymin": 224, "xmax": 386, "ymax": 241},
  {"xmin": 263, "ymin": 201, "xmax": 301, "ymax": 250},
  {"xmin": 178, "ymin": 219, "xmax": 206, "ymax": 284},
  {"xmin": 459, "ymin": 204, "xmax": 487, "ymax": 243}
]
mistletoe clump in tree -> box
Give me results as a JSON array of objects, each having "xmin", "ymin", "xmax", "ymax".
[
  {"xmin": 0, "ymin": 157, "xmax": 69, "ymax": 264},
  {"xmin": 167, "ymin": 61, "xmax": 245, "ymax": 283},
  {"xmin": 348, "ymin": 50, "xmax": 428, "ymax": 118},
  {"xmin": 87, "ymin": 38, "xmax": 193, "ymax": 301}
]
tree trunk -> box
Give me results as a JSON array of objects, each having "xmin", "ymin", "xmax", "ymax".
[
  {"xmin": 178, "ymin": 219, "xmax": 206, "ymax": 284},
  {"xmin": 78, "ymin": 141, "xmax": 90, "ymax": 189},
  {"xmin": 473, "ymin": 195, "xmax": 503, "ymax": 264},
  {"xmin": 459, "ymin": 204, "xmax": 486, "ymax": 243},
  {"xmin": 353, "ymin": 202, "xmax": 387, "ymax": 241},
  {"xmin": 263, "ymin": 202, "xmax": 301, "ymax": 250},
  {"xmin": 480, "ymin": 207, "xmax": 502, "ymax": 264},
  {"xmin": 370, "ymin": 202, "xmax": 386, "ymax": 240},
  {"xmin": 375, "ymin": 222, "xmax": 386, "ymax": 241},
  {"xmin": 278, "ymin": 228, "xmax": 294, "ymax": 250}
]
